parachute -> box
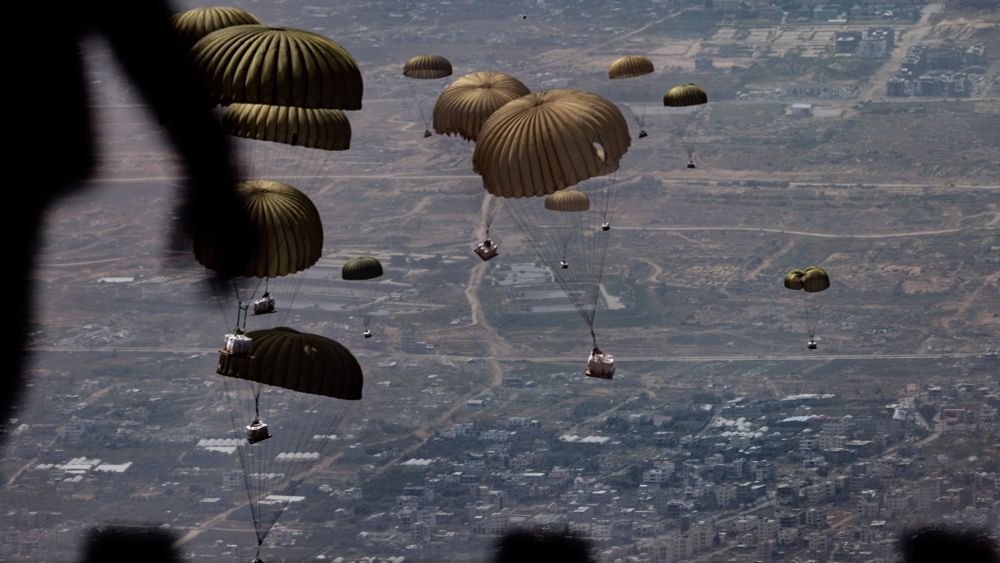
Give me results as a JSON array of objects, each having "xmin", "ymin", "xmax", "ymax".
[
  {"xmin": 431, "ymin": 71, "xmax": 531, "ymax": 250},
  {"xmin": 223, "ymin": 104, "xmax": 351, "ymax": 151},
  {"xmin": 433, "ymin": 72, "xmax": 531, "ymax": 142},
  {"xmin": 195, "ymin": 181, "xmax": 336, "ymax": 560},
  {"xmin": 474, "ymin": 88, "xmax": 630, "ymax": 231},
  {"xmin": 474, "ymin": 89, "xmax": 630, "ymax": 375},
  {"xmin": 217, "ymin": 327, "xmax": 362, "ymax": 561},
  {"xmin": 341, "ymin": 256, "xmax": 386, "ymax": 337},
  {"xmin": 221, "ymin": 102, "xmax": 353, "ymax": 194},
  {"xmin": 608, "ymin": 56, "xmax": 654, "ymax": 80},
  {"xmin": 544, "ymin": 190, "xmax": 591, "ymax": 212},
  {"xmin": 191, "ymin": 25, "xmax": 362, "ymax": 195},
  {"xmin": 783, "ymin": 269, "xmax": 806, "ymax": 291},
  {"xmin": 403, "ymin": 55, "xmax": 453, "ymax": 138},
  {"xmin": 194, "ymin": 179, "xmax": 322, "ymax": 337},
  {"xmin": 473, "ymin": 89, "xmax": 630, "ymax": 198},
  {"xmin": 784, "ymin": 266, "xmax": 830, "ymax": 348},
  {"xmin": 663, "ymin": 83, "xmax": 708, "ymax": 168},
  {"xmin": 608, "ymin": 56, "xmax": 655, "ymax": 139},
  {"xmin": 171, "ymin": 7, "xmax": 261, "ymax": 48},
  {"xmin": 403, "ymin": 55, "xmax": 454, "ymax": 79},
  {"xmin": 194, "ymin": 180, "xmax": 323, "ymax": 279},
  {"xmin": 802, "ymin": 266, "xmax": 831, "ymax": 293},
  {"xmin": 190, "ymin": 25, "xmax": 363, "ymax": 110}
]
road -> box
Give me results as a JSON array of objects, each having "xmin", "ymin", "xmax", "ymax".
[
  {"xmin": 90, "ymin": 176, "xmax": 1000, "ymax": 191},
  {"xmin": 26, "ymin": 345, "xmax": 994, "ymax": 364},
  {"xmin": 615, "ymin": 225, "xmax": 992, "ymax": 239},
  {"xmin": 366, "ymin": 199, "xmax": 516, "ymax": 476}
]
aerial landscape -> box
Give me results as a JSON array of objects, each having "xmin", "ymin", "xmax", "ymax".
[{"xmin": 2, "ymin": 0, "xmax": 999, "ymax": 561}]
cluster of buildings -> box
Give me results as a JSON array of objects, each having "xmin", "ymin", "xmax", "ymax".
[
  {"xmin": 277, "ymin": 379, "xmax": 1000, "ymax": 562},
  {"xmin": 834, "ymin": 27, "xmax": 896, "ymax": 58},
  {"xmin": 887, "ymin": 42, "xmax": 988, "ymax": 97},
  {"xmin": 710, "ymin": 0, "xmax": 921, "ymax": 21}
]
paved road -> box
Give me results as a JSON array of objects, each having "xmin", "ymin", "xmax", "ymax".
[
  {"xmin": 613, "ymin": 225, "xmax": 992, "ymax": 239},
  {"xmin": 90, "ymin": 176, "xmax": 1000, "ymax": 190}
]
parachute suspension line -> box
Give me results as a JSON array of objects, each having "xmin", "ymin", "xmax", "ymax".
[
  {"xmin": 221, "ymin": 377, "xmax": 265, "ymax": 546},
  {"xmin": 804, "ymin": 299, "xmax": 816, "ymax": 339},
  {"xmin": 482, "ymin": 194, "xmax": 504, "ymax": 235},
  {"xmin": 233, "ymin": 281, "xmax": 252, "ymax": 331},
  {"xmin": 637, "ymin": 82, "xmax": 651, "ymax": 131},
  {"xmin": 600, "ymin": 170, "xmax": 622, "ymax": 228},
  {"xmin": 507, "ymin": 195, "xmax": 606, "ymax": 336},
  {"xmin": 406, "ymin": 79, "xmax": 431, "ymax": 133},
  {"xmin": 682, "ymin": 106, "xmax": 705, "ymax": 160}
]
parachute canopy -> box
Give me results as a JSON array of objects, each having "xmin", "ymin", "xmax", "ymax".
[
  {"xmin": 171, "ymin": 7, "xmax": 261, "ymax": 48},
  {"xmin": 223, "ymin": 103, "xmax": 351, "ymax": 151},
  {"xmin": 191, "ymin": 25, "xmax": 363, "ymax": 110},
  {"xmin": 784, "ymin": 269, "xmax": 806, "ymax": 290},
  {"xmin": 473, "ymin": 89, "xmax": 631, "ymax": 198},
  {"xmin": 194, "ymin": 180, "xmax": 323, "ymax": 278},
  {"xmin": 784, "ymin": 267, "xmax": 830, "ymax": 292},
  {"xmin": 432, "ymin": 71, "xmax": 531, "ymax": 141},
  {"xmin": 342, "ymin": 256, "xmax": 384, "ymax": 281},
  {"xmin": 544, "ymin": 190, "xmax": 591, "ymax": 212},
  {"xmin": 663, "ymin": 83, "xmax": 708, "ymax": 107},
  {"xmin": 608, "ymin": 56, "xmax": 654, "ymax": 80},
  {"xmin": 403, "ymin": 55, "xmax": 453, "ymax": 79},
  {"xmin": 220, "ymin": 327, "xmax": 363, "ymax": 400},
  {"xmin": 802, "ymin": 266, "xmax": 831, "ymax": 293}
]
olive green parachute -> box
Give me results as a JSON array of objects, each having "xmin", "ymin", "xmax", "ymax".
[
  {"xmin": 191, "ymin": 25, "xmax": 363, "ymax": 110},
  {"xmin": 544, "ymin": 190, "xmax": 590, "ymax": 212},
  {"xmin": 220, "ymin": 327, "xmax": 362, "ymax": 400},
  {"xmin": 663, "ymin": 83, "xmax": 708, "ymax": 107},
  {"xmin": 194, "ymin": 180, "xmax": 323, "ymax": 278},
  {"xmin": 216, "ymin": 325, "xmax": 361, "ymax": 549},
  {"xmin": 432, "ymin": 71, "xmax": 531, "ymax": 141},
  {"xmin": 403, "ymin": 55, "xmax": 453, "ymax": 79},
  {"xmin": 784, "ymin": 266, "xmax": 830, "ymax": 342},
  {"xmin": 342, "ymin": 256, "xmax": 384, "ymax": 281},
  {"xmin": 802, "ymin": 266, "xmax": 830, "ymax": 293},
  {"xmin": 473, "ymin": 89, "xmax": 631, "ymax": 198},
  {"xmin": 784, "ymin": 269, "xmax": 806, "ymax": 290},
  {"xmin": 608, "ymin": 56, "xmax": 654, "ymax": 80},
  {"xmin": 222, "ymin": 103, "xmax": 351, "ymax": 150},
  {"xmin": 171, "ymin": 7, "xmax": 261, "ymax": 48}
]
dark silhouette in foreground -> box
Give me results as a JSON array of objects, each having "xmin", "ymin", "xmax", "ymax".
[
  {"xmin": 81, "ymin": 525, "xmax": 180, "ymax": 563},
  {"xmin": 491, "ymin": 529, "xmax": 594, "ymax": 563},
  {"xmin": 7, "ymin": 0, "xmax": 250, "ymax": 434},
  {"xmin": 899, "ymin": 526, "xmax": 999, "ymax": 563}
]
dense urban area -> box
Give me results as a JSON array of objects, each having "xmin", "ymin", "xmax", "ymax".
[{"xmin": 2, "ymin": 0, "xmax": 998, "ymax": 560}]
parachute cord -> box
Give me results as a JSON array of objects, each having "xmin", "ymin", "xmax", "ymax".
[
  {"xmin": 255, "ymin": 543, "xmax": 262, "ymax": 561},
  {"xmin": 253, "ymin": 391, "xmax": 261, "ymax": 420},
  {"xmin": 233, "ymin": 281, "xmax": 244, "ymax": 330},
  {"xmin": 590, "ymin": 328, "xmax": 597, "ymax": 349},
  {"xmin": 804, "ymin": 300, "xmax": 815, "ymax": 339},
  {"xmin": 638, "ymin": 82, "xmax": 650, "ymax": 130},
  {"xmin": 406, "ymin": 80, "xmax": 431, "ymax": 132},
  {"xmin": 483, "ymin": 195, "xmax": 504, "ymax": 233}
]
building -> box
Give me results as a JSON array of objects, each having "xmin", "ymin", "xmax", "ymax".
[
  {"xmin": 788, "ymin": 103, "xmax": 814, "ymax": 117},
  {"xmin": 835, "ymin": 31, "xmax": 862, "ymax": 54}
]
